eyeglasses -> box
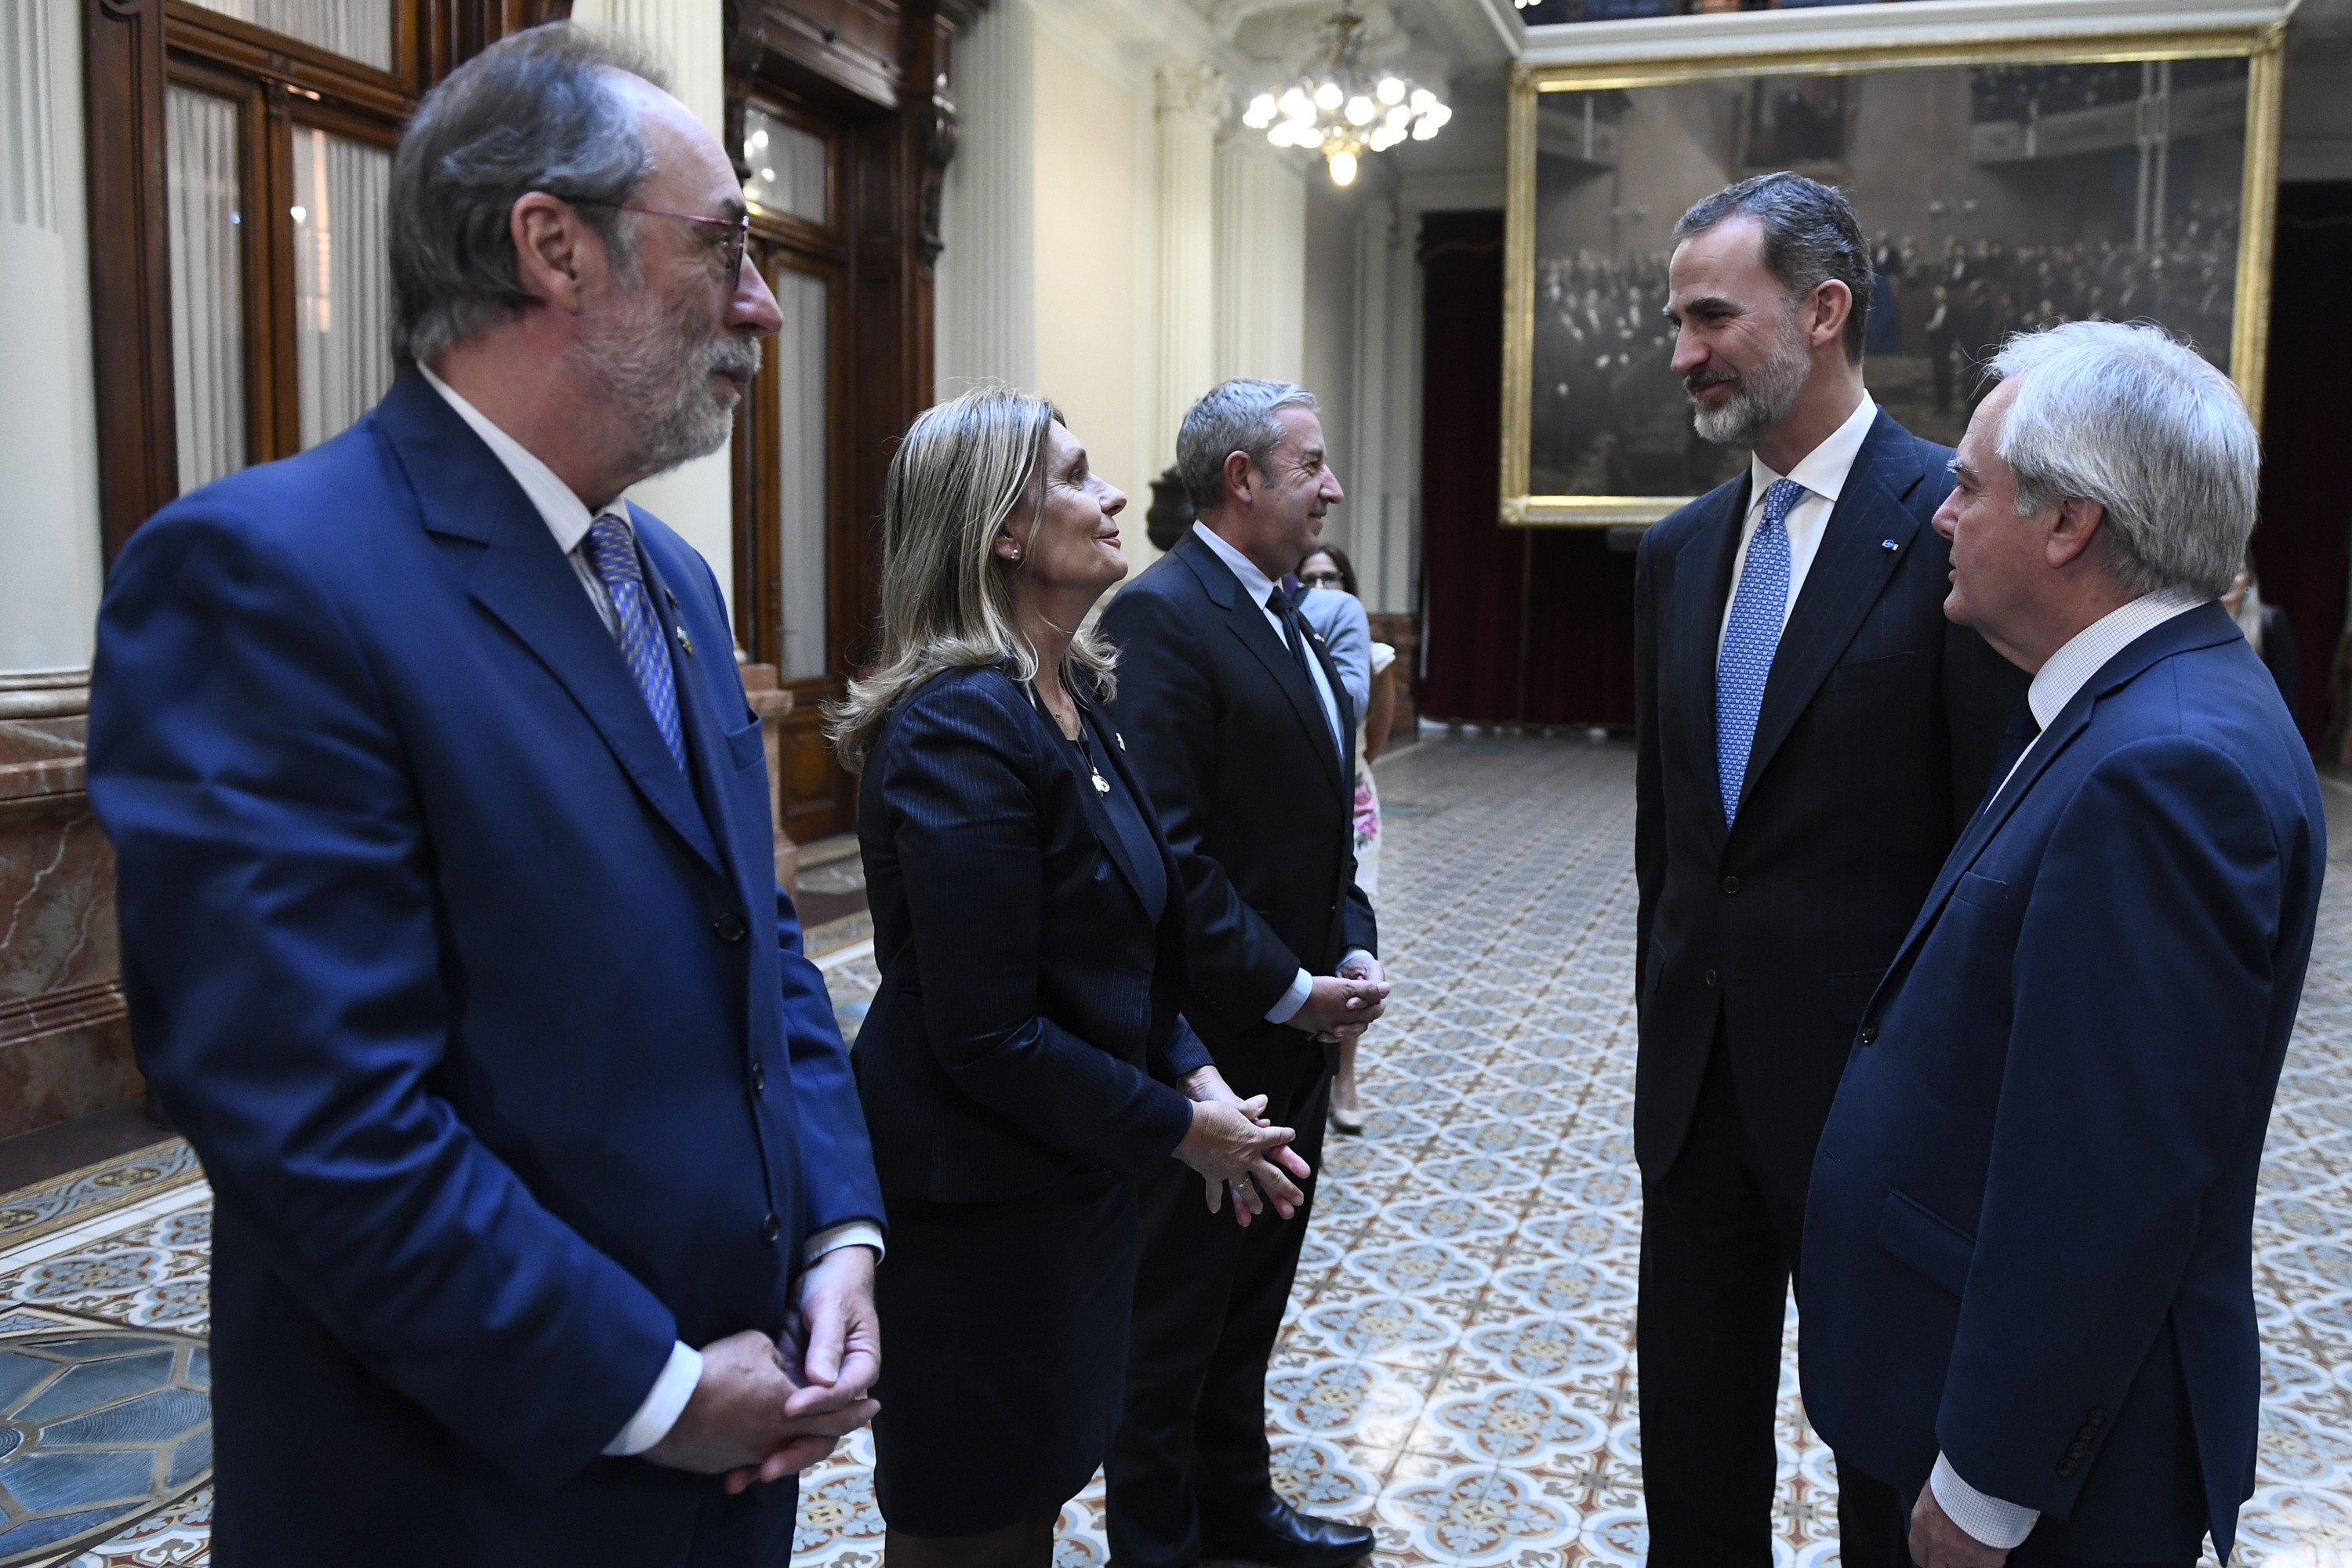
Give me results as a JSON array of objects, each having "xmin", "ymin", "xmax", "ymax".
[
  {"xmin": 1300, "ymin": 569, "xmax": 1345, "ymax": 588},
  {"xmin": 580, "ymin": 201, "xmax": 750, "ymax": 289}
]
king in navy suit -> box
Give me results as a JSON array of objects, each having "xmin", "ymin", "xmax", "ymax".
[
  {"xmin": 1632, "ymin": 175, "xmax": 2025, "ymax": 1563},
  {"xmin": 1802, "ymin": 324, "xmax": 2324, "ymax": 1566},
  {"xmin": 85, "ymin": 28, "xmax": 883, "ymax": 1564}
]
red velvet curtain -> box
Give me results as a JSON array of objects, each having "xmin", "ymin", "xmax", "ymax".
[
  {"xmin": 1419, "ymin": 211, "xmax": 1639, "ymax": 728},
  {"xmin": 2253, "ymin": 182, "xmax": 2352, "ymax": 752}
]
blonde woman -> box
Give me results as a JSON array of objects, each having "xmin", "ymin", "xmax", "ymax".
[{"xmin": 828, "ymin": 389, "xmax": 1310, "ymax": 1568}]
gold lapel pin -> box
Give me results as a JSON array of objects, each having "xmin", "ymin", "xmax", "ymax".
[{"xmin": 676, "ymin": 624, "xmax": 695, "ymax": 656}]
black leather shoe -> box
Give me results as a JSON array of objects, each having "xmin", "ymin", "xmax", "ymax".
[{"xmin": 1199, "ymin": 1494, "xmax": 1374, "ymax": 1568}]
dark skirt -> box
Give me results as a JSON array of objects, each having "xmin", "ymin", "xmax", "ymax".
[{"xmin": 871, "ymin": 1163, "xmax": 1139, "ymax": 1537}]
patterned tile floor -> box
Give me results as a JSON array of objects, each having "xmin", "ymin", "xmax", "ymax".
[{"xmin": 14, "ymin": 729, "xmax": 2352, "ymax": 1564}]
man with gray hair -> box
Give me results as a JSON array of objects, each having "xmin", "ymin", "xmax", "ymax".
[
  {"xmin": 86, "ymin": 24, "xmax": 884, "ymax": 1563},
  {"xmin": 1633, "ymin": 172, "xmax": 2024, "ymax": 1562},
  {"xmin": 1801, "ymin": 321, "xmax": 2324, "ymax": 1567},
  {"xmin": 1103, "ymin": 379, "xmax": 1389, "ymax": 1568}
]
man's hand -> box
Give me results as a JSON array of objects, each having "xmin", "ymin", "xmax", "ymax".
[
  {"xmin": 708, "ymin": 1246, "xmax": 885, "ymax": 1493},
  {"xmin": 1178, "ymin": 1066, "xmax": 1314, "ymax": 1226},
  {"xmin": 642, "ymin": 1328, "xmax": 877, "ymax": 1490},
  {"xmin": 1910, "ymin": 1482, "xmax": 2012, "ymax": 1568},
  {"xmin": 1338, "ymin": 953, "xmax": 1387, "ymax": 989},
  {"xmin": 1290, "ymin": 975, "xmax": 1389, "ymax": 1040}
]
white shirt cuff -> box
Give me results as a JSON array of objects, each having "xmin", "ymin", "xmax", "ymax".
[
  {"xmin": 1265, "ymin": 967, "xmax": 1314, "ymax": 1025},
  {"xmin": 602, "ymin": 1340, "xmax": 702, "ymax": 1457},
  {"xmin": 804, "ymin": 1220, "xmax": 885, "ymax": 1265},
  {"xmin": 1931, "ymin": 1451, "xmax": 2039, "ymax": 1549}
]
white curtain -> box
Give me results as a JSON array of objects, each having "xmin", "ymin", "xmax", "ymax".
[
  {"xmin": 743, "ymin": 109, "xmax": 828, "ymax": 227},
  {"xmin": 167, "ymin": 86, "xmax": 245, "ymax": 495},
  {"xmin": 774, "ymin": 267, "xmax": 829, "ymax": 681},
  {"xmin": 292, "ymin": 127, "xmax": 393, "ymax": 451},
  {"xmin": 181, "ymin": 0, "xmax": 392, "ymax": 72}
]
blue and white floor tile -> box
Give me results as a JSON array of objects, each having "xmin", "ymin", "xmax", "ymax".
[{"xmin": 12, "ymin": 730, "xmax": 2352, "ymax": 1563}]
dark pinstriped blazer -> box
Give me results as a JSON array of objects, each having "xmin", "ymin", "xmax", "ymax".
[
  {"xmin": 853, "ymin": 664, "xmax": 1214, "ymax": 1203},
  {"xmin": 1632, "ymin": 409, "xmax": 2027, "ymax": 1192}
]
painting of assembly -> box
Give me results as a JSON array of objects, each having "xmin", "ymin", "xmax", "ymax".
[{"xmin": 1529, "ymin": 58, "xmax": 2252, "ymax": 500}]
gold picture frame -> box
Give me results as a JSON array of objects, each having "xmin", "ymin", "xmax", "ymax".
[{"xmin": 1500, "ymin": 17, "xmax": 2288, "ymax": 528}]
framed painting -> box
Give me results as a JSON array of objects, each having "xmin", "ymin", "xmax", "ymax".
[{"xmin": 1500, "ymin": 19, "xmax": 2288, "ymax": 526}]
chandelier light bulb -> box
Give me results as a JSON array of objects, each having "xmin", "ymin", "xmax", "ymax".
[
  {"xmin": 1315, "ymin": 80, "xmax": 1343, "ymax": 111},
  {"xmin": 1280, "ymin": 86, "xmax": 1312, "ymax": 120},
  {"xmin": 1345, "ymin": 96, "xmax": 1376, "ymax": 125},
  {"xmin": 1329, "ymin": 150, "xmax": 1358, "ymax": 185},
  {"xmin": 1410, "ymin": 87, "xmax": 1436, "ymax": 114},
  {"xmin": 1386, "ymin": 103, "xmax": 1410, "ymax": 129},
  {"xmin": 1245, "ymin": 93, "xmax": 1277, "ymax": 128},
  {"xmin": 1412, "ymin": 115, "xmax": 1438, "ymax": 140},
  {"xmin": 1377, "ymin": 76, "xmax": 1406, "ymax": 105}
]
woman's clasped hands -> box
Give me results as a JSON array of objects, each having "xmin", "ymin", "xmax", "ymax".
[{"xmin": 1173, "ymin": 1066, "xmax": 1316, "ymax": 1228}]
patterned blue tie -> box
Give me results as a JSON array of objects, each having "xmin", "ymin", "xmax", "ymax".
[
  {"xmin": 1715, "ymin": 477, "xmax": 1806, "ymax": 826},
  {"xmin": 584, "ymin": 513, "xmax": 686, "ymax": 771}
]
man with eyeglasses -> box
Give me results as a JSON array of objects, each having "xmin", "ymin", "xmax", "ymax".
[{"xmin": 85, "ymin": 24, "xmax": 882, "ymax": 1566}]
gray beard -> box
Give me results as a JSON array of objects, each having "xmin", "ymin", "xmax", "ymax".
[
  {"xmin": 579, "ymin": 283, "xmax": 762, "ymax": 484},
  {"xmin": 1690, "ymin": 322, "xmax": 1811, "ymax": 447}
]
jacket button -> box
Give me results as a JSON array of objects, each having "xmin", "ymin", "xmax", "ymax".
[
  {"xmin": 1704, "ymin": 970, "xmax": 1719, "ymax": 988},
  {"xmin": 2066, "ymin": 1441, "xmax": 2087, "ymax": 1460},
  {"xmin": 2088, "ymin": 1406, "xmax": 2107, "ymax": 1426},
  {"xmin": 2057, "ymin": 1460, "xmax": 2078, "ymax": 1479},
  {"xmin": 713, "ymin": 912, "xmax": 748, "ymax": 943},
  {"xmin": 2076, "ymin": 1424, "xmax": 2096, "ymax": 1443},
  {"xmin": 1857, "ymin": 1022, "xmax": 1879, "ymax": 1046},
  {"xmin": 751, "ymin": 1060, "xmax": 767, "ymax": 1094},
  {"xmin": 761, "ymin": 1212, "xmax": 782, "ymax": 1243},
  {"xmin": 1720, "ymin": 875, "xmax": 1740, "ymax": 895}
]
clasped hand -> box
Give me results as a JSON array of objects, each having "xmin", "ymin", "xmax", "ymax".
[
  {"xmin": 1176, "ymin": 1066, "xmax": 1314, "ymax": 1227},
  {"xmin": 643, "ymin": 1245, "xmax": 881, "ymax": 1493},
  {"xmin": 1292, "ymin": 956, "xmax": 1392, "ymax": 1043}
]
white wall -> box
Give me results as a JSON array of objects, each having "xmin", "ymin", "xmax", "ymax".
[{"xmin": 0, "ymin": 0, "xmax": 103, "ymax": 678}]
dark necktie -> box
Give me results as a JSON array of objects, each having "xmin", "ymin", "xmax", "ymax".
[
  {"xmin": 1267, "ymin": 586, "xmax": 1342, "ymax": 764},
  {"xmin": 1980, "ymin": 699, "xmax": 2042, "ymax": 817}
]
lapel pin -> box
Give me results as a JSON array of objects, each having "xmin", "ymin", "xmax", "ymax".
[
  {"xmin": 1116, "ymin": 733, "xmax": 1127, "ymax": 751},
  {"xmin": 676, "ymin": 624, "xmax": 695, "ymax": 656},
  {"xmin": 1881, "ymin": 539, "xmax": 1898, "ymax": 550}
]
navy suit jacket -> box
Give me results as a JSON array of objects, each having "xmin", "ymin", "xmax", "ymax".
[
  {"xmin": 1633, "ymin": 409, "xmax": 2025, "ymax": 1190},
  {"xmin": 854, "ymin": 665, "xmax": 1214, "ymax": 1202},
  {"xmin": 1101, "ymin": 531, "xmax": 1376, "ymax": 1085},
  {"xmin": 86, "ymin": 368, "xmax": 884, "ymax": 1561},
  {"xmin": 1801, "ymin": 604, "xmax": 2325, "ymax": 1560}
]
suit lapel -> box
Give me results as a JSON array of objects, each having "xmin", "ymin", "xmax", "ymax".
[
  {"xmin": 376, "ymin": 371, "xmax": 725, "ymax": 877},
  {"xmin": 1179, "ymin": 535, "xmax": 1348, "ymax": 798},
  {"xmin": 1667, "ymin": 477, "xmax": 1748, "ymax": 851},
  {"xmin": 1880, "ymin": 603, "xmax": 2241, "ymax": 982},
  {"xmin": 1070, "ymin": 698, "xmax": 1152, "ymax": 912},
  {"xmin": 1738, "ymin": 416, "xmax": 1926, "ymax": 807}
]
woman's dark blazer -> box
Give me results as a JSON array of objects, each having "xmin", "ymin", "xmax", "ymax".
[{"xmin": 854, "ymin": 663, "xmax": 1214, "ymax": 1203}]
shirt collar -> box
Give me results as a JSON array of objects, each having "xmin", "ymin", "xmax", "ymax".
[
  {"xmin": 1748, "ymin": 391, "xmax": 1879, "ymax": 510},
  {"xmin": 1191, "ymin": 520, "xmax": 1279, "ymax": 608},
  {"xmin": 418, "ymin": 363, "xmax": 628, "ymax": 555},
  {"xmin": 2027, "ymin": 587, "xmax": 2209, "ymax": 731}
]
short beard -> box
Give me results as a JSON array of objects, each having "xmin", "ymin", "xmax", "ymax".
[
  {"xmin": 1687, "ymin": 312, "xmax": 1812, "ymax": 447},
  {"xmin": 577, "ymin": 278, "xmax": 763, "ymax": 484}
]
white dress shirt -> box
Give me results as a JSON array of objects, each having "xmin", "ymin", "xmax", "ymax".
[
  {"xmin": 1188, "ymin": 522, "xmax": 1372, "ymax": 1024},
  {"xmin": 1716, "ymin": 393, "xmax": 1881, "ymax": 657},
  {"xmin": 1932, "ymin": 584, "xmax": 2210, "ymax": 1544},
  {"xmin": 419, "ymin": 365, "xmax": 882, "ymax": 1458}
]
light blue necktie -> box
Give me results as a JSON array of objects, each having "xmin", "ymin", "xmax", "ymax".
[
  {"xmin": 584, "ymin": 513, "xmax": 687, "ymax": 771},
  {"xmin": 1716, "ymin": 477, "xmax": 1806, "ymax": 826}
]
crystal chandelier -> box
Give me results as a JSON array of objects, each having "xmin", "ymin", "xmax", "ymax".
[{"xmin": 1240, "ymin": 3, "xmax": 1451, "ymax": 187}]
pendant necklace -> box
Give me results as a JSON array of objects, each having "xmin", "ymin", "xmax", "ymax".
[{"xmin": 1030, "ymin": 678, "xmax": 1110, "ymax": 795}]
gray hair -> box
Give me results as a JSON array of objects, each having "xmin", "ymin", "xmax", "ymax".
[
  {"xmin": 389, "ymin": 24, "xmax": 666, "ymax": 363},
  {"xmin": 824, "ymin": 389, "xmax": 1117, "ymax": 772},
  {"xmin": 1987, "ymin": 320, "xmax": 2257, "ymax": 600},
  {"xmin": 1673, "ymin": 172, "xmax": 1873, "ymax": 364},
  {"xmin": 1177, "ymin": 379, "xmax": 1319, "ymax": 513}
]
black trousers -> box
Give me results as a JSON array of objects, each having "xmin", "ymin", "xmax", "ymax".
[
  {"xmin": 1106, "ymin": 1051, "xmax": 1333, "ymax": 1568},
  {"xmin": 1638, "ymin": 1034, "xmax": 1904, "ymax": 1568}
]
